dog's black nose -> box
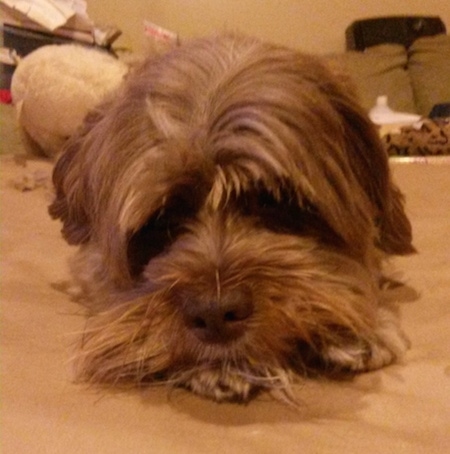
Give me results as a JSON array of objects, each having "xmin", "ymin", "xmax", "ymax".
[{"xmin": 183, "ymin": 291, "xmax": 254, "ymax": 344}]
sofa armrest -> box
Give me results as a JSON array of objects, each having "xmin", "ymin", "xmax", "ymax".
[{"xmin": 408, "ymin": 34, "xmax": 450, "ymax": 116}]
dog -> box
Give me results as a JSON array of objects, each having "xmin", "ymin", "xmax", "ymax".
[{"xmin": 49, "ymin": 34, "xmax": 415, "ymax": 403}]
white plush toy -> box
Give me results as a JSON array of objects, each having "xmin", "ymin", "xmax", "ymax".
[{"xmin": 11, "ymin": 44, "xmax": 128, "ymax": 158}]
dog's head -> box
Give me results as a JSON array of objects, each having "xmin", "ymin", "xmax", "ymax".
[{"xmin": 50, "ymin": 35, "xmax": 414, "ymax": 402}]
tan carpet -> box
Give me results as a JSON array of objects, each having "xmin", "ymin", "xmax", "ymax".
[{"xmin": 1, "ymin": 107, "xmax": 449, "ymax": 452}]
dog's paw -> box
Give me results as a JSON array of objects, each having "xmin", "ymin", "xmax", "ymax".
[
  {"xmin": 182, "ymin": 364, "xmax": 296, "ymax": 403},
  {"xmin": 184, "ymin": 367, "xmax": 254, "ymax": 402},
  {"xmin": 323, "ymin": 308, "xmax": 410, "ymax": 372}
]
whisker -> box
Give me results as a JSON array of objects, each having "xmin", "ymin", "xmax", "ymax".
[{"xmin": 215, "ymin": 268, "xmax": 221, "ymax": 302}]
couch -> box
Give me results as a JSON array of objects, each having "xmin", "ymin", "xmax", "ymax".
[
  {"xmin": 327, "ymin": 33, "xmax": 450, "ymax": 116},
  {"xmin": 325, "ymin": 34, "xmax": 450, "ymax": 157}
]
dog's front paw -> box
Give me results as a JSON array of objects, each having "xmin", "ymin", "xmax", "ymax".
[
  {"xmin": 323, "ymin": 308, "xmax": 410, "ymax": 373},
  {"xmin": 182, "ymin": 364, "xmax": 296, "ymax": 403},
  {"xmin": 184, "ymin": 367, "xmax": 255, "ymax": 402}
]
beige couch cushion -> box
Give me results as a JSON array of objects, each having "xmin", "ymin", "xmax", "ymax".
[
  {"xmin": 408, "ymin": 34, "xmax": 450, "ymax": 116},
  {"xmin": 326, "ymin": 44, "xmax": 416, "ymax": 114}
]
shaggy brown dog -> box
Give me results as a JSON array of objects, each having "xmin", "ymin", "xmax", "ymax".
[{"xmin": 49, "ymin": 34, "xmax": 414, "ymax": 403}]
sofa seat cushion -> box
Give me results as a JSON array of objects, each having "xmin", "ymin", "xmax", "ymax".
[{"xmin": 326, "ymin": 44, "xmax": 416, "ymax": 113}]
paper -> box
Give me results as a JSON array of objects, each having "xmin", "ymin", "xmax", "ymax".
[{"xmin": 0, "ymin": 0, "xmax": 90, "ymax": 31}]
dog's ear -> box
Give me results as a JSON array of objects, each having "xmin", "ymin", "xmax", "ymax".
[
  {"xmin": 377, "ymin": 184, "xmax": 416, "ymax": 255},
  {"xmin": 335, "ymin": 96, "xmax": 415, "ymax": 256},
  {"xmin": 48, "ymin": 108, "xmax": 105, "ymax": 245},
  {"xmin": 321, "ymin": 57, "xmax": 415, "ymax": 255}
]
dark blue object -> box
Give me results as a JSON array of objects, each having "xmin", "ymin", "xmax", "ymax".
[{"xmin": 429, "ymin": 103, "xmax": 450, "ymax": 118}]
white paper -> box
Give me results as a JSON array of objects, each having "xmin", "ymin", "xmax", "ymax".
[{"xmin": 0, "ymin": 0, "xmax": 89, "ymax": 31}]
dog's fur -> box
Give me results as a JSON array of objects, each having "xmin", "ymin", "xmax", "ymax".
[{"xmin": 49, "ymin": 34, "xmax": 415, "ymax": 403}]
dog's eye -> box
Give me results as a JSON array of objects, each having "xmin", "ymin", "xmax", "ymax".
[
  {"xmin": 240, "ymin": 188, "xmax": 323, "ymax": 236},
  {"xmin": 257, "ymin": 190, "xmax": 292, "ymax": 213},
  {"xmin": 241, "ymin": 188, "xmax": 295, "ymax": 225},
  {"xmin": 127, "ymin": 196, "xmax": 194, "ymax": 277}
]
